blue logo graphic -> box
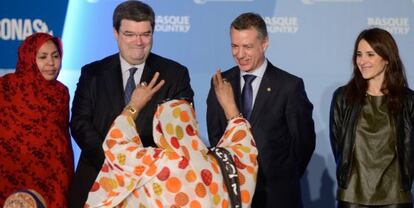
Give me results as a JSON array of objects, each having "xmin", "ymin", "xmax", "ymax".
[{"xmin": 0, "ymin": 1, "xmax": 68, "ymax": 69}]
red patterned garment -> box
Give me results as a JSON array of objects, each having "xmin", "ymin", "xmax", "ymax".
[{"xmin": 0, "ymin": 33, "xmax": 74, "ymax": 207}]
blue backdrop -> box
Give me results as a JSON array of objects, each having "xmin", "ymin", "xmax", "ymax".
[{"xmin": 1, "ymin": 0, "xmax": 413, "ymax": 206}]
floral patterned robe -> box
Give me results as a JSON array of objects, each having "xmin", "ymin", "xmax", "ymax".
[{"xmin": 85, "ymin": 99, "xmax": 258, "ymax": 208}]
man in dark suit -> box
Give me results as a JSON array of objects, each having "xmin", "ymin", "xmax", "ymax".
[
  {"xmin": 68, "ymin": 1, "xmax": 194, "ymax": 207},
  {"xmin": 207, "ymin": 12, "xmax": 315, "ymax": 208}
]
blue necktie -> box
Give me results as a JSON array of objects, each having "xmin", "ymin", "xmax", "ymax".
[
  {"xmin": 242, "ymin": 74, "xmax": 256, "ymax": 120},
  {"xmin": 124, "ymin": 67, "xmax": 138, "ymax": 105}
]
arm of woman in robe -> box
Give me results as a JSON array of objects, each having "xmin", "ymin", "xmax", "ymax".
[
  {"xmin": 85, "ymin": 73, "xmax": 164, "ymax": 207},
  {"xmin": 211, "ymin": 70, "xmax": 258, "ymax": 204}
]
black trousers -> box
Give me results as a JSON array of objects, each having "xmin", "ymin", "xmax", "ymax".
[{"xmin": 338, "ymin": 201, "xmax": 413, "ymax": 208}]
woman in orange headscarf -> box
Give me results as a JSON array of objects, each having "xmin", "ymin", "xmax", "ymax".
[
  {"xmin": 85, "ymin": 71, "xmax": 258, "ymax": 207},
  {"xmin": 0, "ymin": 33, "xmax": 74, "ymax": 207}
]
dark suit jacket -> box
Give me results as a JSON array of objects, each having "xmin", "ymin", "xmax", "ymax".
[
  {"xmin": 207, "ymin": 61, "xmax": 315, "ymax": 208},
  {"xmin": 69, "ymin": 53, "xmax": 194, "ymax": 208}
]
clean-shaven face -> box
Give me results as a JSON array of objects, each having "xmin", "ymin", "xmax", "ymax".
[
  {"xmin": 114, "ymin": 19, "xmax": 153, "ymax": 65},
  {"xmin": 230, "ymin": 27, "xmax": 268, "ymax": 73}
]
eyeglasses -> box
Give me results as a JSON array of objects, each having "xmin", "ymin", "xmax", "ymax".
[{"xmin": 120, "ymin": 31, "xmax": 152, "ymax": 41}]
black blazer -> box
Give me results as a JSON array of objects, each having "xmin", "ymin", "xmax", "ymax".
[
  {"xmin": 69, "ymin": 53, "xmax": 194, "ymax": 208},
  {"xmin": 207, "ymin": 61, "xmax": 315, "ymax": 208}
]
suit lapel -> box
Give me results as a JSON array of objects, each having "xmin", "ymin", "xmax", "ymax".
[
  {"xmin": 228, "ymin": 69, "xmax": 242, "ymax": 112},
  {"xmin": 140, "ymin": 53, "xmax": 157, "ymax": 84},
  {"xmin": 135, "ymin": 54, "xmax": 157, "ymax": 128},
  {"xmin": 104, "ymin": 55, "xmax": 124, "ymax": 112},
  {"xmin": 249, "ymin": 67, "xmax": 272, "ymax": 125}
]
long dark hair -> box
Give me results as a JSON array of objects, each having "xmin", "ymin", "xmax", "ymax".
[{"xmin": 344, "ymin": 27, "xmax": 408, "ymax": 115}]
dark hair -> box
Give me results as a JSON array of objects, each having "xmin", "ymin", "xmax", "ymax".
[
  {"xmin": 231, "ymin": 12, "xmax": 268, "ymax": 40},
  {"xmin": 51, "ymin": 37, "xmax": 63, "ymax": 57},
  {"xmin": 345, "ymin": 27, "xmax": 408, "ymax": 115},
  {"xmin": 113, "ymin": 0, "xmax": 155, "ymax": 32}
]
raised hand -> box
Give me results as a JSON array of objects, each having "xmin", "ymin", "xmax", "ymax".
[
  {"xmin": 212, "ymin": 69, "xmax": 240, "ymax": 120},
  {"xmin": 128, "ymin": 72, "xmax": 165, "ymax": 113}
]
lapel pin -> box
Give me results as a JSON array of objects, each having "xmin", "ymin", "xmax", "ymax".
[{"xmin": 267, "ymin": 87, "xmax": 271, "ymax": 92}]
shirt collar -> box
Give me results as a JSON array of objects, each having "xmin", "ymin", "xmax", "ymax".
[
  {"xmin": 240, "ymin": 59, "xmax": 267, "ymax": 78},
  {"xmin": 119, "ymin": 54, "xmax": 146, "ymax": 73}
]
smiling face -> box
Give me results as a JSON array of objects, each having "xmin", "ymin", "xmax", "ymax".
[
  {"xmin": 230, "ymin": 27, "xmax": 268, "ymax": 73},
  {"xmin": 114, "ymin": 19, "xmax": 153, "ymax": 65},
  {"xmin": 356, "ymin": 39, "xmax": 388, "ymax": 83},
  {"xmin": 36, "ymin": 40, "xmax": 61, "ymax": 81}
]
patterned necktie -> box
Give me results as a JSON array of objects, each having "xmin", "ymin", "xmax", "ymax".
[
  {"xmin": 242, "ymin": 74, "xmax": 256, "ymax": 120},
  {"xmin": 124, "ymin": 67, "xmax": 138, "ymax": 105}
]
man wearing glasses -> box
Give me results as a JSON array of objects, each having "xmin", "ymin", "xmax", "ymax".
[{"xmin": 69, "ymin": 1, "xmax": 194, "ymax": 207}]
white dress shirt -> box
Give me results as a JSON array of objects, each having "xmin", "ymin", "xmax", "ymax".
[
  {"xmin": 240, "ymin": 59, "xmax": 268, "ymax": 108},
  {"xmin": 120, "ymin": 55, "xmax": 145, "ymax": 89}
]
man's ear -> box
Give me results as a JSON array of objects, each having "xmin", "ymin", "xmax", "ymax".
[
  {"xmin": 262, "ymin": 36, "xmax": 269, "ymax": 51},
  {"xmin": 113, "ymin": 28, "xmax": 119, "ymax": 41}
]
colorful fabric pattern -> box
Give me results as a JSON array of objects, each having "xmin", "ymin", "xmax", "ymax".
[
  {"xmin": 85, "ymin": 99, "xmax": 258, "ymax": 207},
  {"xmin": 0, "ymin": 33, "xmax": 74, "ymax": 207}
]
